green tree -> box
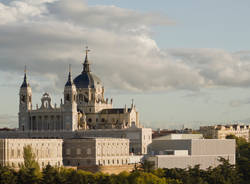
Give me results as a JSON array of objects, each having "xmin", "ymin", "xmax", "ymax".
[
  {"xmin": 140, "ymin": 160, "xmax": 155, "ymax": 173},
  {"xmin": 17, "ymin": 145, "xmax": 41, "ymax": 184},
  {"xmin": 21, "ymin": 145, "xmax": 40, "ymax": 171},
  {"xmin": 0, "ymin": 165, "xmax": 17, "ymax": 184},
  {"xmin": 41, "ymin": 165, "xmax": 65, "ymax": 184},
  {"xmin": 226, "ymin": 134, "xmax": 250, "ymax": 183},
  {"xmin": 17, "ymin": 167, "xmax": 40, "ymax": 184},
  {"xmin": 129, "ymin": 171, "xmax": 167, "ymax": 184}
]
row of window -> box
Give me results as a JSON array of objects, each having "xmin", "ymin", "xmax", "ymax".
[
  {"xmin": 8, "ymin": 161, "xmax": 61, "ymax": 168},
  {"xmin": 66, "ymin": 159, "xmax": 129, "ymax": 166},
  {"xmin": 10, "ymin": 148, "xmax": 61, "ymax": 158},
  {"xmin": 98, "ymin": 159, "xmax": 128, "ymax": 166},
  {"xmin": 66, "ymin": 148, "xmax": 92, "ymax": 155}
]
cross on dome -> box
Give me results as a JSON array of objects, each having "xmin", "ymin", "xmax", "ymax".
[{"xmin": 85, "ymin": 46, "xmax": 90, "ymax": 56}]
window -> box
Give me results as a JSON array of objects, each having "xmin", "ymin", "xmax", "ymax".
[
  {"xmin": 66, "ymin": 148, "xmax": 71, "ymax": 155},
  {"xmin": 11, "ymin": 149, "xmax": 14, "ymax": 157},
  {"xmin": 87, "ymin": 159, "xmax": 91, "ymax": 165},
  {"xmin": 76, "ymin": 148, "xmax": 81, "ymax": 155},
  {"xmin": 66, "ymin": 94, "xmax": 70, "ymax": 101},
  {"xmin": 87, "ymin": 148, "xmax": 91, "ymax": 155}
]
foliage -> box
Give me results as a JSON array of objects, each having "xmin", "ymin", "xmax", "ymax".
[
  {"xmin": 17, "ymin": 144, "xmax": 41, "ymax": 184},
  {"xmin": 0, "ymin": 165, "xmax": 17, "ymax": 184},
  {"xmin": 21, "ymin": 144, "xmax": 40, "ymax": 171}
]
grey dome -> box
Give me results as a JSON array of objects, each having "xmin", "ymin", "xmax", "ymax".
[
  {"xmin": 73, "ymin": 72, "xmax": 102, "ymax": 88},
  {"xmin": 73, "ymin": 52, "xmax": 102, "ymax": 89}
]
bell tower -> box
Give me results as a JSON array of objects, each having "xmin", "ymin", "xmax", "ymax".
[
  {"xmin": 18, "ymin": 66, "xmax": 32, "ymax": 131},
  {"xmin": 63, "ymin": 65, "xmax": 78, "ymax": 131}
]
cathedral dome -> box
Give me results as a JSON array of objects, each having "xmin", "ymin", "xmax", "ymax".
[
  {"xmin": 73, "ymin": 49, "xmax": 102, "ymax": 89},
  {"xmin": 73, "ymin": 72, "xmax": 102, "ymax": 88}
]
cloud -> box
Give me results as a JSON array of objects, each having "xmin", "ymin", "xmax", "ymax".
[
  {"xmin": 0, "ymin": 114, "xmax": 17, "ymax": 128},
  {"xmin": 47, "ymin": 0, "xmax": 172, "ymax": 31},
  {"xmin": 1, "ymin": 0, "xmax": 250, "ymax": 96},
  {"xmin": 229, "ymin": 98, "xmax": 250, "ymax": 107}
]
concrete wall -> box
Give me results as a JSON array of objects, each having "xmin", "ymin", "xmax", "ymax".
[
  {"xmin": 148, "ymin": 154, "xmax": 235, "ymax": 170},
  {"xmin": 149, "ymin": 139, "xmax": 235, "ymax": 156},
  {"xmin": 148, "ymin": 139, "xmax": 192, "ymax": 155},
  {"xmin": 191, "ymin": 139, "xmax": 235, "ymax": 155}
]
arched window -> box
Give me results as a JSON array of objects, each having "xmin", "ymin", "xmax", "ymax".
[
  {"xmin": 131, "ymin": 148, "xmax": 134, "ymax": 153},
  {"xmin": 66, "ymin": 94, "xmax": 70, "ymax": 101},
  {"xmin": 101, "ymin": 118, "xmax": 105, "ymax": 122},
  {"xmin": 88, "ymin": 118, "xmax": 92, "ymax": 123},
  {"xmin": 21, "ymin": 95, "xmax": 25, "ymax": 103}
]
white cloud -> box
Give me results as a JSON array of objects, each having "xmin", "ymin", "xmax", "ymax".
[{"xmin": 1, "ymin": 0, "xmax": 250, "ymax": 95}]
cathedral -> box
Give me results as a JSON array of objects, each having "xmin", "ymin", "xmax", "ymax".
[{"xmin": 18, "ymin": 49, "xmax": 140, "ymax": 131}]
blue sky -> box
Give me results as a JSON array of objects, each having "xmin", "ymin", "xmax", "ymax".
[
  {"xmin": 1, "ymin": 0, "xmax": 250, "ymax": 129},
  {"xmin": 89, "ymin": 0, "xmax": 250, "ymax": 50}
]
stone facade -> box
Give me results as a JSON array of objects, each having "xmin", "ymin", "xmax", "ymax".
[
  {"xmin": 63, "ymin": 138, "xmax": 130, "ymax": 167},
  {"xmin": 199, "ymin": 124, "xmax": 249, "ymax": 141},
  {"xmin": 19, "ymin": 50, "xmax": 141, "ymax": 132},
  {"xmin": 0, "ymin": 139, "xmax": 63, "ymax": 168},
  {"xmin": 0, "ymin": 127, "xmax": 152, "ymax": 155}
]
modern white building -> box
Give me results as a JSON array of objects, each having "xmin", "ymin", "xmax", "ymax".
[
  {"xmin": 147, "ymin": 139, "xmax": 235, "ymax": 170},
  {"xmin": 153, "ymin": 133, "xmax": 203, "ymax": 140}
]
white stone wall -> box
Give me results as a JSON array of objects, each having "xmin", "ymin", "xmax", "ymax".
[
  {"xmin": 0, "ymin": 139, "xmax": 63, "ymax": 168},
  {"xmin": 63, "ymin": 138, "xmax": 130, "ymax": 167}
]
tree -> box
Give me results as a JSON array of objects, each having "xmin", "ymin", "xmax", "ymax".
[
  {"xmin": 41, "ymin": 165, "xmax": 65, "ymax": 184},
  {"xmin": 17, "ymin": 145, "xmax": 41, "ymax": 184},
  {"xmin": 21, "ymin": 145, "xmax": 40, "ymax": 171},
  {"xmin": 140, "ymin": 160, "xmax": 155, "ymax": 173},
  {"xmin": 0, "ymin": 165, "xmax": 17, "ymax": 184},
  {"xmin": 226, "ymin": 134, "xmax": 250, "ymax": 183}
]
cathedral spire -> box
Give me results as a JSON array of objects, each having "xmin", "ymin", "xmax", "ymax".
[
  {"xmin": 82, "ymin": 46, "xmax": 91, "ymax": 73},
  {"xmin": 65, "ymin": 64, "xmax": 73, "ymax": 86},
  {"xmin": 21, "ymin": 65, "xmax": 28, "ymax": 88}
]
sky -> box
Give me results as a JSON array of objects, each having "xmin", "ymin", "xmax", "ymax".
[{"xmin": 1, "ymin": 0, "xmax": 250, "ymax": 129}]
